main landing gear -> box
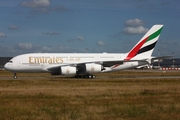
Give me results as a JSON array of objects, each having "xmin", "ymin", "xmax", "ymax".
[
  {"xmin": 75, "ymin": 74, "xmax": 96, "ymax": 79},
  {"xmin": 13, "ymin": 73, "xmax": 17, "ymax": 79}
]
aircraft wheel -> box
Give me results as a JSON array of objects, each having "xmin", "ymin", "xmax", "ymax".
[
  {"xmin": 92, "ymin": 75, "xmax": 95, "ymax": 78},
  {"xmin": 75, "ymin": 74, "xmax": 95, "ymax": 79},
  {"xmin": 14, "ymin": 73, "xmax": 17, "ymax": 79},
  {"xmin": 88, "ymin": 75, "xmax": 92, "ymax": 78},
  {"xmin": 89, "ymin": 75, "xmax": 95, "ymax": 79}
]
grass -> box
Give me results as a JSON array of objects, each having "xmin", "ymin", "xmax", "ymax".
[{"xmin": 0, "ymin": 70, "xmax": 180, "ymax": 120}]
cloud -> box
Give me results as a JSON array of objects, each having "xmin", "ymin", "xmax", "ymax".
[
  {"xmin": 14, "ymin": 43, "xmax": 71, "ymax": 53},
  {"xmin": 125, "ymin": 18, "xmax": 144, "ymax": 26},
  {"xmin": 77, "ymin": 36, "xmax": 84, "ymax": 41},
  {"xmin": 43, "ymin": 32, "xmax": 61, "ymax": 35},
  {"xmin": 122, "ymin": 18, "xmax": 148, "ymax": 35},
  {"xmin": 97, "ymin": 41, "xmax": 107, "ymax": 46},
  {"xmin": 41, "ymin": 46, "xmax": 54, "ymax": 52},
  {"xmin": 42, "ymin": 45, "xmax": 72, "ymax": 53},
  {"xmin": 15, "ymin": 43, "xmax": 33, "ymax": 50},
  {"xmin": 0, "ymin": 43, "xmax": 80, "ymax": 56},
  {"xmin": 14, "ymin": 43, "xmax": 52, "ymax": 53},
  {"xmin": 21, "ymin": 0, "xmax": 70, "ymax": 15},
  {"xmin": 8, "ymin": 25, "xmax": 19, "ymax": 30},
  {"xmin": 0, "ymin": 32, "xmax": 6, "ymax": 38},
  {"xmin": 67, "ymin": 36, "xmax": 85, "ymax": 42},
  {"xmin": 21, "ymin": 0, "xmax": 50, "ymax": 14},
  {"xmin": 21, "ymin": 0, "xmax": 50, "ymax": 8},
  {"xmin": 122, "ymin": 26, "xmax": 149, "ymax": 35}
]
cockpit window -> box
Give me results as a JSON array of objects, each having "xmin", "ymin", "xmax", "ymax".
[{"xmin": 9, "ymin": 61, "xmax": 13, "ymax": 63}]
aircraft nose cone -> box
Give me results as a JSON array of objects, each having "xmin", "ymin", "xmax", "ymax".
[
  {"xmin": 4, "ymin": 63, "xmax": 12, "ymax": 71},
  {"xmin": 4, "ymin": 63, "xmax": 8, "ymax": 70}
]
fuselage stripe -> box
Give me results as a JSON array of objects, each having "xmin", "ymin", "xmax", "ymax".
[
  {"xmin": 124, "ymin": 37, "xmax": 148, "ymax": 60},
  {"xmin": 136, "ymin": 41, "xmax": 157, "ymax": 55}
]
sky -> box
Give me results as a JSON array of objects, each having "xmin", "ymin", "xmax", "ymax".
[{"xmin": 0, "ymin": 0, "xmax": 180, "ymax": 57}]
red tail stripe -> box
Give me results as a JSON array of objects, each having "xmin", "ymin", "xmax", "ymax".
[
  {"xmin": 124, "ymin": 37, "xmax": 149, "ymax": 60},
  {"xmin": 112, "ymin": 64, "xmax": 120, "ymax": 68}
]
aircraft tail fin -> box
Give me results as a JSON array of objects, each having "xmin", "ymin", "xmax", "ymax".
[{"xmin": 124, "ymin": 25, "xmax": 164, "ymax": 60}]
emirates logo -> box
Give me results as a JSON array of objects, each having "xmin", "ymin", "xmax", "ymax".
[
  {"xmin": 91, "ymin": 66, "xmax": 95, "ymax": 72},
  {"xmin": 66, "ymin": 69, "xmax": 70, "ymax": 74}
]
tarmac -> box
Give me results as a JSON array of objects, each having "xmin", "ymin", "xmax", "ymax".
[{"xmin": 1, "ymin": 69, "xmax": 180, "ymax": 80}]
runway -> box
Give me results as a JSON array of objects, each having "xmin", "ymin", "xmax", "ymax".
[
  {"xmin": 103, "ymin": 76, "xmax": 180, "ymax": 79},
  {"xmin": 1, "ymin": 70, "xmax": 180, "ymax": 80},
  {"xmin": 1, "ymin": 75, "xmax": 180, "ymax": 80}
]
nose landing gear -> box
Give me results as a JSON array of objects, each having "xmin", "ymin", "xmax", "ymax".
[{"xmin": 13, "ymin": 73, "xmax": 17, "ymax": 79}]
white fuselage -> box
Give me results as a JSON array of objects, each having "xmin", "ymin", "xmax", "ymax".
[
  {"xmin": 4, "ymin": 25, "xmax": 164, "ymax": 77},
  {"xmin": 4, "ymin": 53, "xmax": 148, "ymax": 74}
]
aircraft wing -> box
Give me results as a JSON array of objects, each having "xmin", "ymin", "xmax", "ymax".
[
  {"xmin": 47, "ymin": 59, "xmax": 129, "ymax": 70},
  {"xmin": 46, "ymin": 59, "xmax": 148, "ymax": 74},
  {"xmin": 46, "ymin": 56, "xmax": 173, "ymax": 74},
  {"xmin": 45, "ymin": 59, "xmax": 123, "ymax": 74},
  {"xmin": 101, "ymin": 59, "xmax": 149, "ymax": 67}
]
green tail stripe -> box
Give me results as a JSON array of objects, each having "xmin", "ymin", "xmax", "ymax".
[{"xmin": 146, "ymin": 26, "xmax": 163, "ymax": 42}]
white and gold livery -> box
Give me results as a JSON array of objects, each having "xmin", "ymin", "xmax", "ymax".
[{"xmin": 4, "ymin": 25, "xmax": 170, "ymax": 78}]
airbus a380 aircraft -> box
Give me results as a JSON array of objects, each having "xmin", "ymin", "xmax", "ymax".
[{"xmin": 4, "ymin": 25, "xmax": 168, "ymax": 79}]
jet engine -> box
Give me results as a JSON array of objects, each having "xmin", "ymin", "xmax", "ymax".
[
  {"xmin": 85, "ymin": 63, "xmax": 103, "ymax": 73},
  {"xmin": 60, "ymin": 66, "xmax": 77, "ymax": 75}
]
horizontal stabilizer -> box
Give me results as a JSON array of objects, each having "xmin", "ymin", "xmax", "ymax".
[{"xmin": 151, "ymin": 56, "xmax": 173, "ymax": 62}]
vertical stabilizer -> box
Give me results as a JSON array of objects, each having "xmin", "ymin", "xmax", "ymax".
[{"xmin": 124, "ymin": 25, "xmax": 163, "ymax": 60}]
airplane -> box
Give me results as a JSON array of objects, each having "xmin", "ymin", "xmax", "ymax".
[{"xmin": 4, "ymin": 25, "xmax": 169, "ymax": 79}]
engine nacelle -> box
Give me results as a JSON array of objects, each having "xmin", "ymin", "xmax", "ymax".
[
  {"xmin": 85, "ymin": 63, "xmax": 102, "ymax": 73},
  {"xmin": 60, "ymin": 66, "xmax": 77, "ymax": 76}
]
